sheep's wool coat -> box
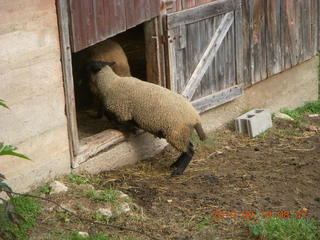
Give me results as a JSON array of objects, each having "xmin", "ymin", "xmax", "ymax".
[
  {"xmin": 89, "ymin": 39, "xmax": 131, "ymax": 77},
  {"xmin": 92, "ymin": 66, "xmax": 202, "ymax": 152}
]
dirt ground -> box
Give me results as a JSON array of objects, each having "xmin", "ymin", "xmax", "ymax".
[{"xmin": 31, "ymin": 115, "xmax": 320, "ymax": 240}]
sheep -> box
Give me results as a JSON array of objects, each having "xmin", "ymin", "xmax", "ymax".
[
  {"xmin": 73, "ymin": 39, "xmax": 131, "ymax": 117},
  {"xmin": 87, "ymin": 61, "xmax": 207, "ymax": 176}
]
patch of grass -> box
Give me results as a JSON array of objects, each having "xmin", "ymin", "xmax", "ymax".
[
  {"xmin": 0, "ymin": 196, "xmax": 40, "ymax": 240},
  {"xmin": 195, "ymin": 214, "xmax": 214, "ymax": 230},
  {"xmin": 68, "ymin": 174, "xmax": 91, "ymax": 185},
  {"xmin": 86, "ymin": 189, "xmax": 119, "ymax": 203},
  {"xmin": 40, "ymin": 185, "xmax": 51, "ymax": 194},
  {"xmin": 281, "ymin": 101, "xmax": 320, "ymax": 121},
  {"xmin": 250, "ymin": 217, "xmax": 319, "ymax": 240}
]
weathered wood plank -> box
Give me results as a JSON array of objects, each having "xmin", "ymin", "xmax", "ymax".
[
  {"xmin": 318, "ymin": 0, "xmax": 320, "ymax": 51},
  {"xmin": 192, "ymin": 85, "xmax": 243, "ymax": 113},
  {"xmin": 251, "ymin": 0, "xmax": 267, "ymax": 84},
  {"xmin": 266, "ymin": 0, "xmax": 282, "ymax": 76},
  {"xmin": 144, "ymin": 18, "xmax": 162, "ymax": 85},
  {"xmin": 186, "ymin": 21, "xmax": 203, "ymax": 99},
  {"xmin": 167, "ymin": 28, "xmax": 179, "ymax": 92},
  {"xmin": 57, "ymin": 0, "xmax": 79, "ymax": 156},
  {"xmin": 300, "ymin": 0, "xmax": 312, "ymax": 61},
  {"xmin": 182, "ymin": 12, "xmax": 234, "ymax": 100},
  {"xmin": 167, "ymin": 0, "xmax": 240, "ymax": 29},
  {"xmin": 234, "ymin": 5, "xmax": 243, "ymax": 86},
  {"xmin": 69, "ymin": 0, "xmax": 159, "ymax": 52},
  {"xmin": 74, "ymin": 129, "xmax": 126, "ymax": 168},
  {"xmin": 310, "ymin": 0, "xmax": 318, "ymax": 55},
  {"xmin": 241, "ymin": 0, "xmax": 252, "ymax": 87},
  {"xmin": 125, "ymin": 0, "xmax": 149, "ymax": 29},
  {"xmin": 198, "ymin": 18, "xmax": 212, "ymax": 97}
]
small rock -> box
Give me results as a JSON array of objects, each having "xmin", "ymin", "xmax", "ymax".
[
  {"xmin": 274, "ymin": 112, "xmax": 294, "ymax": 121},
  {"xmin": 167, "ymin": 199, "xmax": 173, "ymax": 203},
  {"xmin": 78, "ymin": 232, "xmax": 89, "ymax": 238},
  {"xmin": 254, "ymin": 147, "xmax": 260, "ymax": 151},
  {"xmin": 49, "ymin": 181, "xmax": 68, "ymax": 194},
  {"xmin": 97, "ymin": 207, "xmax": 113, "ymax": 218},
  {"xmin": 117, "ymin": 202, "xmax": 131, "ymax": 214},
  {"xmin": 308, "ymin": 114, "xmax": 319, "ymax": 118},
  {"xmin": 118, "ymin": 191, "xmax": 129, "ymax": 199}
]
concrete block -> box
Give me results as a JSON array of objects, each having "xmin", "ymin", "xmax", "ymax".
[{"xmin": 235, "ymin": 109, "xmax": 272, "ymax": 137}]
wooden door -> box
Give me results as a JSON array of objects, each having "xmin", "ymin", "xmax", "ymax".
[
  {"xmin": 166, "ymin": 0, "xmax": 243, "ymax": 113},
  {"xmin": 68, "ymin": 0, "xmax": 160, "ymax": 52}
]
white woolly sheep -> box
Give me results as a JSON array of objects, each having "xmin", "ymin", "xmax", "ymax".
[{"xmin": 87, "ymin": 61, "xmax": 207, "ymax": 176}]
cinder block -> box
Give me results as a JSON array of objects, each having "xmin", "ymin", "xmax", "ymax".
[{"xmin": 235, "ymin": 109, "xmax": 272, "ymax": 137}]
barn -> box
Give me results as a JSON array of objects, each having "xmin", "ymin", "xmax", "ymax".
[{"xmin": 1, "ymin": 0, "xmax": 319, "ymax": 192}]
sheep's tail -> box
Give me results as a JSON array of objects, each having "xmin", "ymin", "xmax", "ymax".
[{"xmin": 194, "ymin": 123, "xmax": 207, "ymax": 141}]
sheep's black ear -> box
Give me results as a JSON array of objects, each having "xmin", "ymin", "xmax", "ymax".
[{"xmin": 87, "ymin": 61, "xmax": 116, "ymax": 73}]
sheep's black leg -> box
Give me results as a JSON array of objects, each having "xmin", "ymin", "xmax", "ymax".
[
  {"xmin": 171, "ymin": 142, "xmax": 194, "ymax": 176},
  {"xmin": 170, "ymin": 152, "xmax": 187, "ymax": 168}
]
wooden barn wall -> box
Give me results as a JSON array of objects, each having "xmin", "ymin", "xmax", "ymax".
[
  {"xmin": 0, "ymin": 0, "xmax": 70, "ymax": 192},
  {"xmin": 167, "ymin": 0, "xmax": 218, "ymax": 12},
  {"xmin": 168, "ymin": 0, "xmax": 319, "ymax": 88},
  {"xmin": 242, "ymin": 0, "xmax": 319, "ymax": 87},
  {"xmin": 69, "ymin": 0, "xmax": 160, "ymax": 52}
]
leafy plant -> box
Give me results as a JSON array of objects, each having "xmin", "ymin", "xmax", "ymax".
[
  {"xmin": 0, "ymin": 196, "xmax": 40, "ymax": 240},
  {"xmin": 0, "ymin": 143, "xmax": 30, "ymax": 160},
  {"xmin": 1, "ymin": 99, "xmax": 31, "ymax": 240},
  {"xmin": 0, "ymin": 99, "xmax": 9, "ymax": 109}
]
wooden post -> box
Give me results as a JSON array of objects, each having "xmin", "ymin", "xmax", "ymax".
[{"xmin": 56, "ymin": 0, "xmax": 79, "ymax": 165}]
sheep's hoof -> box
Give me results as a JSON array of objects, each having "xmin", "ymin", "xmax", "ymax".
[
  {"xmin": 171, "ymin": 169, "xmax": 184, "ymax": 176},
  {"xmin": 170, "ymin": 160, "xmax": 181, "ymax": 169}
]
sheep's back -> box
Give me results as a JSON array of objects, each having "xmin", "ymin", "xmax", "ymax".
[{"xmin": 120, "ymin": 77, "xmax": 200, "ymax": 134}]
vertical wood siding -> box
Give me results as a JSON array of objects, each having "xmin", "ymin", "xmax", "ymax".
[
  {"xmin": 167, "ymin": 0, "xmax": 243, "ymax": 112},
  {"xmin": 242, "ymin": 0, "xmax": 319, "ymax": 87},
  {"xmin": 169, "ymin": 0, "xmax": 319, "ymax": 87},
  {"xmin": 69, "ymin": 0, "xmax": 160, "ymax": 52}
]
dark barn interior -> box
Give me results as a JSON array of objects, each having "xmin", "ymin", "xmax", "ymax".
[{"xmin": 71, "ymin": 24, "xmax": 147, "ymax": 140}]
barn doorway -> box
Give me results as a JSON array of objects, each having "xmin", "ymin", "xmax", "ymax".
[
  {"xmin": 57, "ymin": 0, "xmax": 163, "ymax": 167},
  {"xmin": 73, "ymin": 24, "xmax": 149, "ymax": 140}
]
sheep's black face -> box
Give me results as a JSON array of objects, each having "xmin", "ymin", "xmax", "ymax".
[
  {"xmin": 86, "ymin": 61, "xmax": 116, "ymax": 93},
  {"xmin": 87, "ymin": 61, "xmax": 115, "ymax": 74}
]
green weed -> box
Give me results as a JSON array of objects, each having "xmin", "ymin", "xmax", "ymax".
[
  {"xmin": 281, "ymin": 101, "xmax": 320, "ymax": 121},
  {"xmin": 250, "ymin": 217, "xmax": 319, "ymax": 240},
  {"xmin": 86, "ymin": 189, "xmax": 119, "ymax": 203},
  {"xmin": 40, "ymin": 185, "xmax": 51, "ymax": 194},
  {"xmin": 68, "ymin": 174, "xmax": 90, "ymax": 185},
  {"xmin": 195, "ymin": 215, "xmax": 214, "ymax": 230}
]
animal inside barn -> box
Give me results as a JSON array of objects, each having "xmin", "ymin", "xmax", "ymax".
[
  {"xmin": 0, "ymin": 0, "xmax": 319, "ymax": 192},
  {"xmin": 72, "ymin": 24, "xmax": 149, "ymax": 139}
]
